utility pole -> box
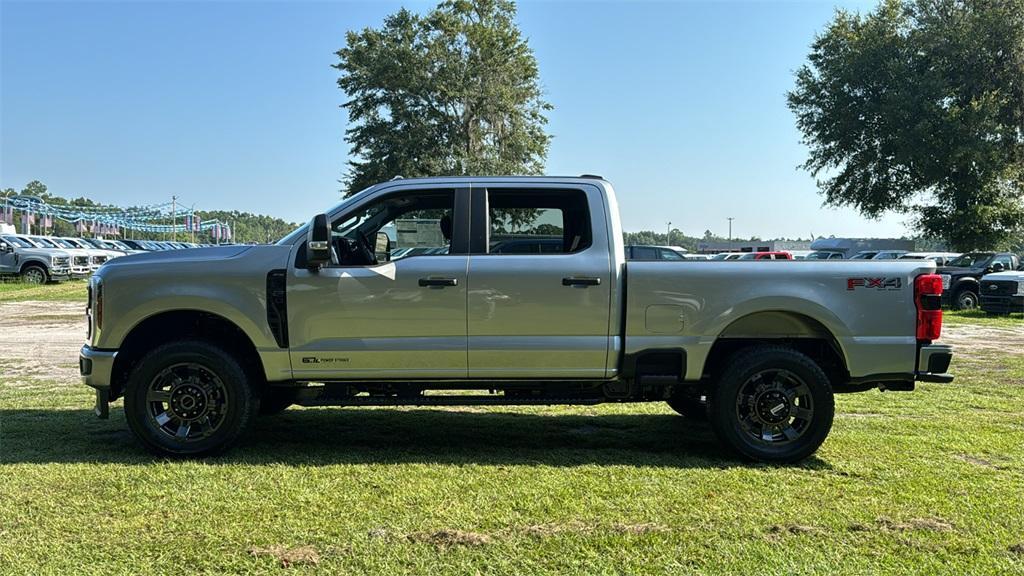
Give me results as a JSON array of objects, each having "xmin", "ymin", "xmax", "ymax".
[
  {"xmin": 666, "ymin": 221, "xmax": 672, "ymax": 245},
  {"xmin": 171, "ymin": 195, "xmax": 177, "ymax": 242},
  {"xmin": 727, "ymin": 217, "xmax": 734, "ymax": 251}
]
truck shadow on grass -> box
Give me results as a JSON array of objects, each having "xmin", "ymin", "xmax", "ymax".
[{"xmin": 0, "ymin": 407, "xmax": 831, "ymax": 469}]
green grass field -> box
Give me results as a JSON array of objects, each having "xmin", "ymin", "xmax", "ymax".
[
  {"xmin": 1, "ymin": 290, "xmax": 1023, "ymax": 574},
  {"xmin": 0, "ymin": 279, "xmax": 87, "ymax": 303}
]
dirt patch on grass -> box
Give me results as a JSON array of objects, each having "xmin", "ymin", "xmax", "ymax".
[
  {"xmin": 941, "ymin": 323, "xmax": 1024, "ymax": 357},
  {"xmin": 768, "ymin": 524, "xmax": 821, "ymax": 536},
  {"xmin": 520, "ymin": 520, "xmax": 668, "ymax": 537},
  {"xmin": 1009, "ymin": 542, "xmax": 1024, "ymax": 555},
  {"xmin": 248, "ymin": 544, "xmax": 320, "ymax": 567},
  {"xmin": 876, "ymin": 516, "xmax": 953, "ymax": 532},
  {"xmin": 0, "ymin": 301, "xmax": 84, "ymax": 384},
  {"xmin": 407, "ymin": 529, "xmax": 493, "ymax": 548},
  {"xmin": 956, "ymin": 454, "xmax": 999, "ymax": 469}
]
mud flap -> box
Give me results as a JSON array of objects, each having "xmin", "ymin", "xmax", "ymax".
[{"xmin": 94, "ymin": 388, "xmax": 110, "ymax": 419}]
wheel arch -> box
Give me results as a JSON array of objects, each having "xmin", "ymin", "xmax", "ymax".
[
  {"xmin": 703, "ymin": 310, "xmax": 850, "ymax": 390},
  {"xmin": 951, "ymin": 276, "xmax": 979, "ymax": 293},
  {"xmin": 19, "ymin": 258, "xmax": 49, "ymax": 273},
  {"xmin": 109, "ymin": 309, "xmax": 266, "ymax": 401}
]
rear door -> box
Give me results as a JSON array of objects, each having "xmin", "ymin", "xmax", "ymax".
[{"xmin": 466, "ymin": 184, "xmax": 613, "ymax": 378}]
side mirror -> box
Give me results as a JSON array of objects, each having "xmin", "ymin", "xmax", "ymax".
[
  {"xmin": 305, "ymin": 214, "xmax": 331, "ymax": 269},
  {"xmin": 375, "ymin": 232, "xmax": 391, "ymax": 262},
  {"xmin": 992, "ymin": 262, "xmax": 1005, "ymax": 273},
  {"xmin": 0, "ymin": 243, "xmax": 9, "ymax": 253}
]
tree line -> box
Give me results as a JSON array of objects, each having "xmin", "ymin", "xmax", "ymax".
[{"xmin": 340, "ymin": 0, "xmax": 1022, "ymax": 252}]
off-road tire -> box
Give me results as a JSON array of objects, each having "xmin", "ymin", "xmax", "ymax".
[
  {"xmin": 707, "ymin": 346, "xmax": 834, "ymax": 463},
  {"xmin": 124, "ymin": 340, "xmax": 258, "ymax": 457},
  {"xmin": 954, "ymin": 288, "xmax": 979, "ymax": 310}
]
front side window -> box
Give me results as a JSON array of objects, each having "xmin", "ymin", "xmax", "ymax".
[
  {"xmin": 328, "ymin": 189, "xmax": 455, "ymax": 266},
  {"xmin": 486, "ymin": 189, "xmax": 591, "ymax": 255}
]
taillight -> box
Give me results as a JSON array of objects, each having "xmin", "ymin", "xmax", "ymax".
[{"xmin": 915, "ymin": 274, "xmax": 942, "ymax": 341}]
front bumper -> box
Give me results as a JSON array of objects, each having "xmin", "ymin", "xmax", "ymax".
[
  {"xmin": 80, "ymin": 344, "xmax": 117, "ymax": 418},
  {"xmin": 916, "ymin": 343, "xmax": 953, "ymax": 383},
  {"xmin": 50, "ymin": 268, "xmax": 71, "ymax": 282},
  {"xmin": 980, "ymin": 294, "xmax": 1024, "ymax": 315}
]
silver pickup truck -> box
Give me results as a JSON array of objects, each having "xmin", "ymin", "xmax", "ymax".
[{"xmin": 81, "ymin": 176, "xmax": 953, "ymax": 462}]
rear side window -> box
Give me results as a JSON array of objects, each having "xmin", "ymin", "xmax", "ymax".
[
  {"xmin": 993, "ymin": 254, "xmax": 1014, "ymax": 268},
  {"xmin": 486, "ymin": 189, "xmax": 592, "ymax": 255}
]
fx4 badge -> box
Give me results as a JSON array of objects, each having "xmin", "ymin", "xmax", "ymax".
[{"xmin": 847, "ymin": 277, "xmax": 903, "ymax": 291}]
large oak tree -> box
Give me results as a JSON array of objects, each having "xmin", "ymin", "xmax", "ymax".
[
  {"xmin": 788, "ymin": 0, "xmax": 1024, "ymax": 250},
  {"xmin": 335, "ymin": 0, "xmax": 552, "ymax": 195}
]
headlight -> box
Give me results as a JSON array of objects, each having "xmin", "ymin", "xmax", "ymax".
[
  {"xmin": 1016, "ymin": 281, "xmax": 1024, "ymax": 296},
  {"xmin": 940, "ymin": 274, "xmax": 951, "ymax": 290}
]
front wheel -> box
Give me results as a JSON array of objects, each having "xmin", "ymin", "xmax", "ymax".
[
  {"xmin": 124, "ymin": 340, "xmax": 258, "ymax": 457},
  {"xmin": 21, "ymin": 264, "xmax": 48, "ymax": 284},
  {"xmin": 954, "ymin": 288, "xmax": 979, "ymax": 310},
  {"xmin": 707, "ymin": 346, "xmax": 834, "ymax": 463}
]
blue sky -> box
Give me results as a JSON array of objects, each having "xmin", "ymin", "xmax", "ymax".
[{"xmin": 1, "ymin": 0, "xmax": 906, "ymax": 239}]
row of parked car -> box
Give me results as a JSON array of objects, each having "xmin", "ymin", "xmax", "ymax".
[
  {"xmin": 627, "ymin": 245, "xmax": 1024, "ymax": 315},
  {"xmin": 0, "ymin": 233, "xmax": 209, "ymax": 283},
  {"xmin": 627, "ymin": 246, "xmax": 961, "ymax": 263}
]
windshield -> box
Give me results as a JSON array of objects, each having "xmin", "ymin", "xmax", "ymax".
[
  {"xmin": 30, "ymin": 237, "xmax": 58, "ymax": 248},
  {"xmin": 2, "ymin": 235, "xmax": 34, "ymax": 248},
  {"xmin": 51, "ymin": 238, "xmax": 76, "ymax": 249},
  {"xmin": 276, "ymin": 183, "xmax": 382, "ymax": 245},
  {"xmin": 946, "ymin": 252, "xmax": 992, "ymax": 267},
  {"xmin": 850, "ymin": 251, "xmax": 876, "ymax": 259},
  {"xmin": 805, "ymin": 251, "xmax": 838, "ymax": 260},
  {"xmin": 738, "ymin": 253, "xmax": 758, "ymax": 260}
]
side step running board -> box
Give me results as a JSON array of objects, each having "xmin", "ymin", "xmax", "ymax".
[{"xmin": 293, "ymin": 393, "xmax": 606, "ymax": 407}]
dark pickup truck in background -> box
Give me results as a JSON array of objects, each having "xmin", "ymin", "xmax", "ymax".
[{"xmin": 938, "ymin": 252, "xmax": 1022, "ymax": 310}]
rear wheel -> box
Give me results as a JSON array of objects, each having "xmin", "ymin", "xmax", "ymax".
[
  {"xmin": 124, "ymin": 340, "xmax": 258, "ymax": 456},
  {"xmin": 954, "ymin": 288, "xmax": 979, "ymax": 310},
  {"xmin": 707, "ymin": 346, "xmax": 834, "ymax": 463},
  {"xmin": 21, "ymin": 264, "xmax": 48, "ymax": 284}
]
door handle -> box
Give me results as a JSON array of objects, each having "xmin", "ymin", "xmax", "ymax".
[
  {"xmin": 419, "ymin": 277, "xmax": 458, "ymax": 287},
  {"xmin": 562, "ymin": 276, "xmax": 601, "ymax": 287}
]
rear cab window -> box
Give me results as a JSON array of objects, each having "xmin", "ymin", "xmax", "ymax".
[{"xmin": 485, "ymin": 189, "xmax": 592, "ymax": 255}]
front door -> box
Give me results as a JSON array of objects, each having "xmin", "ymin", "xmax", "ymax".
[
  {"xmin": 0, "ymin": 239, "xmax": 16, "ymax": 274},
  {"xmin": 288, "ymin": 187, "xmax": 470, "ymax": 380},
  {"xmin": 467, "ymin": 185, "xmax": 613, "ymax": 378}
]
